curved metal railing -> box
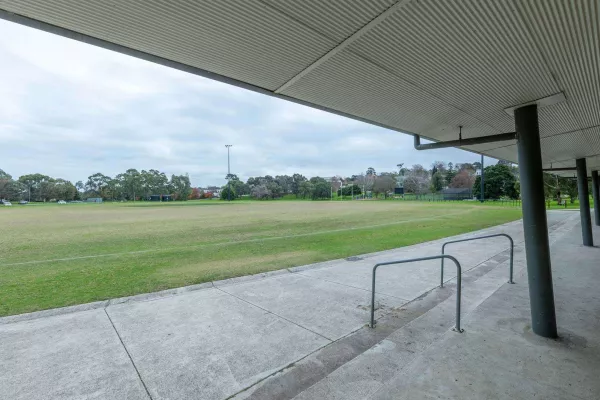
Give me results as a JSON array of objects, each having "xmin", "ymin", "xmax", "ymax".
[
  {"xmin": 440, "ymin": 233, "xmax": 514, "ymax": 287},
  {"xmin": 370, "ymin": 255, "xmax": 463, "ymax": 332}
]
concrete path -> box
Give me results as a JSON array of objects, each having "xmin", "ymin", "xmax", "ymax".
[
  {"xmin": 0, "ymin": 212, "xmax": 578, "ymax": 400},
  {"xmin": 367, "ymin": 215, "xmax": 600, "ymax": 400}
]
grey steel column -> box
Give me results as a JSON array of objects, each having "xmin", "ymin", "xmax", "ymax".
[
  {"xmin": 515, "ymin": 104, "xmax": 557, "ymax": 339},
  {"xmin": 576, "ymin": 158, "xmax": 593, "ymax": 246},
  {"xmin": 480, "ymin": 154, "xmax": 484, "ymax": 202},
  {"xmin": 592, "ymin": 170, "xmax": 600, "ymax": 226}
]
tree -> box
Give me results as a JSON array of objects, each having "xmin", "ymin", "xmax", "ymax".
[
  {"xmin": 338, "ymin": 184, "xmax": 361, "ymax": 197},
  {"xmin": 312, "ymin": 181, "xmax": 331, "ymax": 200},
  {"xmin": 0, "ymin": 170, "xmax": 25, "ymax": 201},
  {"xmin": 298, "ymin": 181, "xmax": 314, "ymax": 199},
  {"xmin": 365, "ymin": 168, "xmax": 376, "ymax": 192},
  {"xmin": 266, "ymin": 181, "xmax": 284, "ymax": 199},
  {"xmin": 372, "ymin": 175, "xmax": 396, "ymax": 198},
  {"xmin": 459, "ymin": 163, "xmax": 476, "ymax": 173},
  {"xmin": 353, "ymin": 174, "xmax": 368, "ymax": 197},
  {"xmin": 328, "ymin": 176, "xmax": 343, "ymax": 195},
  {"xmin": 85, "ymin": 173, "xmax": 112, "ymax": 198},
  {"xmin": 403, "ymin": 165, "xmax": 430, "ymax": 196},
  {"xmin": 231, "ymin": 180, "xmax": 250, "ymax": 196},
  {"xmin": 0, "ymin": 169, "xmax": 14, "ymax": 200},
  {"xmin": 52, "ymin": 179, "xmax": 77, "ymax": 201},
  {"xmin": 431, "ymin": 161, "xmax": 447, "ymax": 176},
  {"xmin": 18, "ymin": 173, "xmax": 54, "ymax": 202},
  {"xmin": 141, "ymin": 169, "xmax": 169, "ymax": 197},
  {"xmin": 430, "ymin": 172, "xmax": 444, "ymax": 193},
  {"xmin": 450, "ymin": 169, "xmax": 475, "ymax": 189},
  {"xmin": 118, "ymin": 169, "xmax": 142, "ymax": 200},
  {"xmin": 445, "ymin": 162, "xmax": 457, "ymax": 186},
  {"xmin": 0, "ymin": 180, "xmax": 24, "ymax": 201},
  {"xmin": 189, "ymin": 187, "xmax": 203, "ymax": 200},
  {"xmin": 220, "ymin": 185, "xmax": 237, "ymax": 200},
  {"xmin": 291, "ymin": 174, "xmax": 307, "ymax": 197},
  {"xmin": 251, "ymin": 184, "xmax": 271, "ymax": 200},
  {"xmin": 275, "ymin": 175, "xmax": 293, "ymax": 194},
  {"xmin": 170, "ymin": 174, "xmax": 192, "ymax": 200},
  {"xmin": 562, "ymin": 177, "xmax": 578, "ymax": 203},
  {"xmin": 472, "ymin": 164, "xmax": 518, "ymax": 199},
  {"xmin": 246, "ymin": 177, "xmax": 260, "ymax": 187}
]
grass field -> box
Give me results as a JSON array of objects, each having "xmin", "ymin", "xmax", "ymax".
[{"xmin": 0, "ymin": 200, "xmax": 522, "ymax": 316}]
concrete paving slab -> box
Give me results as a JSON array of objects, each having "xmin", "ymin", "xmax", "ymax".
[
  {"xmin": 106, "ymin": 287, "xmax": 329, "ymax": 400},
  {"xmin": 219, "ymin": 274, "xmax": 409, "ymax": 340},
  {"xmin": 368, "ymin": 215, "xmax": 600, "ymax": 400},
  {"xmin": 0, "ymin": 309, "xmax": 149, "ymax": 400}
]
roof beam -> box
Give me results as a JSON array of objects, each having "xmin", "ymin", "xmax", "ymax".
[
  {"xmin": 542, "ymin": 167, "xmax": 576, "ymax": 172},
  {"xmin": 274, "ymin": 0, "xmax": 411, "ymax": 93},
  {"xmin": 413, "ymin": 132, "xmax": 517, "ymax": 151}
]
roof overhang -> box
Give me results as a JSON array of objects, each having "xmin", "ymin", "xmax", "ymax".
[{"xmin": 1, "ymin": 1, "xmax": 598, "ymax": 176}]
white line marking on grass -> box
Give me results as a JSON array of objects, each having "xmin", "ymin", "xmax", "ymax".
[{"xmin": 1, "ymin": 209, "xmax": 475, "ymax": 267}]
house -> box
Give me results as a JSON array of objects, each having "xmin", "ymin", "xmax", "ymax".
[{"xmin": 202, "ymin": 186, "xmax": 222, "ymax": 197}]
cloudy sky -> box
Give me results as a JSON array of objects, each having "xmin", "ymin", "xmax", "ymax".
[{"xmin": 0, "ymin": 20, "xmax": 489, "ymax": 187}]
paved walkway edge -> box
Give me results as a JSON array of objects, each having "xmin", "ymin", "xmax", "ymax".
[{"xmin": 0, "ymin": 218, "xmax": 528, "ymax": 325}]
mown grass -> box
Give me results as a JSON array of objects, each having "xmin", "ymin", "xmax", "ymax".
[{"xmin": 0, "ymin": 200, "xmax": 522, "ymax": 316}]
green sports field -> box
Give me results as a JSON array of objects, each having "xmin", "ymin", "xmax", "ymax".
[{"xmin": 0, "ymin": 200, "xmax": 522, "ymax": 316}]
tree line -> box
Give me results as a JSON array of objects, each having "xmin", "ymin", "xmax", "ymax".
[
  {"xmin": 221, "ymin": 161, "xmax": 485, "ymax": 200},
  {"xmin": 2, "ymin": 159, "xmax": 578, "ymax": 203},
  {"xmin": 0, "ymin": 168, "xmax": 192, "ymax": 202}
]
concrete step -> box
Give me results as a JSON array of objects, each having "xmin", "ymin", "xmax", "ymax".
[
  {"xmin": 288, "ymin": 253, "xmax": 516, "ymax": 400},
  {"xmin": 231, "ymin": 248, "xmax": 515, "ymax": 400}
]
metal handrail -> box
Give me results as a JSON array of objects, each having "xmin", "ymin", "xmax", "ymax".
[
  {"xmin": 370, "ymin": 255, "xmax": 463, "ymax": 332},
  {"xmin": 440, "ymin": 233, "xmax": 514, "ymax": 287}
]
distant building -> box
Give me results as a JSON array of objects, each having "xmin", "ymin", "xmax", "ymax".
[
  {"xmin": 442, "ymin": 188, "xmax": 472, "ymax": 200},
  {"xmin": 86, "ymin": 197, "xmax": 103, "ymax": 203},
  {"xmin": 150, "ymin": 195, "xmax": 173, "ymax": 202},
  {"xmin": 201, "ymin": 186, "xmax": 222, "ymax": 197}
]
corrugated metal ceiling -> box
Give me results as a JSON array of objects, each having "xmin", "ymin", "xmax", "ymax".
[{"xmin": 1, "ymin": 0, "xmax": 598, "ymax": 174}]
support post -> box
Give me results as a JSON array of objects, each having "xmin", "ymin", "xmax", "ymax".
[
  {"xmin": 480, "ymin": 154, "xmax": 485, "ymax": 202},
  {"xmin": 592, "ymin": 170, "xmax": 599, "ymax": 226},
  {"xmin": 515, "ymin": 104, "xmax": 557, "ymax": 339},
  {"xmin": 576, "ymin": 158, "xmax": 593, "ymax": 246}
]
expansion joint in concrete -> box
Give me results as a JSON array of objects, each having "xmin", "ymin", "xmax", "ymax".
[
  {"xmin": 104, "ymin": 309, "xmax": 154, "ymax": 400},
  {"xmin": 214, "ymin": 286, "xmax": 334, "ymax": 342}
]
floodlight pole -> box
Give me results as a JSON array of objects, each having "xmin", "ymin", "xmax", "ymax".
[{"xmin": 225, "ymin": 145, "xmax": 232, "ymax": 201}]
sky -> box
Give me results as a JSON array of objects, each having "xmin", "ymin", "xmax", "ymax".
[{"xmin": 0, "ymin": 20, "xmax": 490, "ymax": 187}]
